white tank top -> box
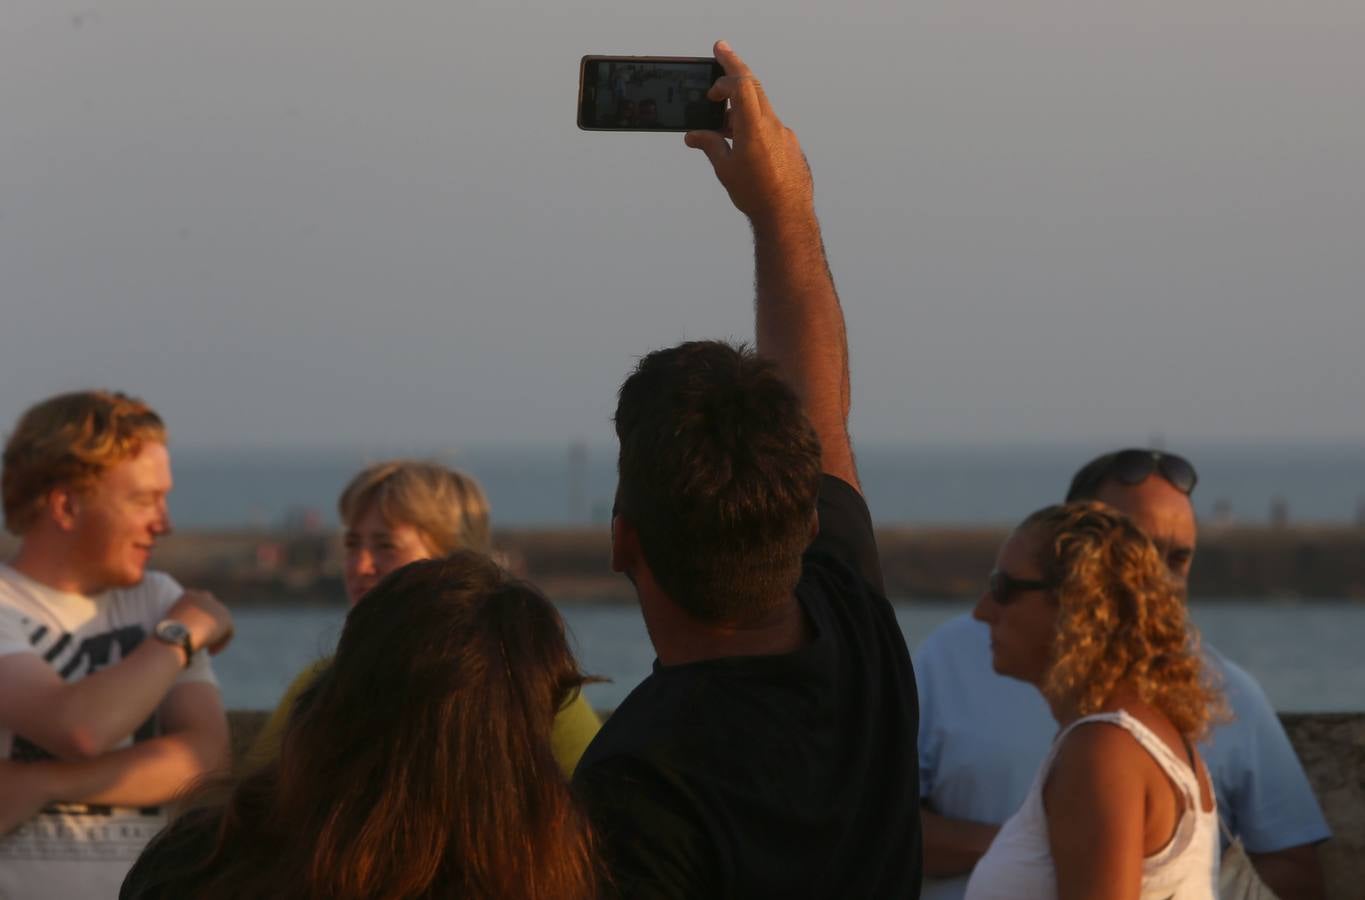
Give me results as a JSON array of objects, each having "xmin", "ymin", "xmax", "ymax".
[{"xmin": 963, "ymin": 710, "xmax": 1219, "ymax": 900}]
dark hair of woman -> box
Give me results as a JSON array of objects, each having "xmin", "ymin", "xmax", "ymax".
[{"xmin": 121, "ymin": 551, "xmax": 600, "ymax": 900}]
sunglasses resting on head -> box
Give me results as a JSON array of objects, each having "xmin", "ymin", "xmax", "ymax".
[{"xmin": 1066, "ymin": 449, "xmax": 1198, "ymax": 501}]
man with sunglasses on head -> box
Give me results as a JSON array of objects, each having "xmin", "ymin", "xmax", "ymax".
[{"xmin": 915, "ymin": 449, "xmax": 1329, "ymax": 900}]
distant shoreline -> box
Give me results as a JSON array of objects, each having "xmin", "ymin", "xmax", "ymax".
[{"xmin": 8, "ymin": 524, "xmax": 1358, "ymax": 603}]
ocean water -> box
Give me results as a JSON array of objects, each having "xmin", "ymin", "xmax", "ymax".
[
  {"xmin": 169, "ymin": 442, "xmax": 1365, "ymax": 528},
  {"xmin": 218, "ymin": 600, "xmax": 1365, "ymax": 713},
  {"xmin": 179, "ymin": 442, "xmax": 1365, "ymax": 715}
]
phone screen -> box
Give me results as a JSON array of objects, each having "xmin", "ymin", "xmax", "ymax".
[{"xmin": 578, "ymin": 56, "xmax": 725, "ymax": 132}]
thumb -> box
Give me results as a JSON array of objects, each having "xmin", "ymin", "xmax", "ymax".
[{"xmin": 685, "ymin": 131, "xmax": 731, "ymax": 172}]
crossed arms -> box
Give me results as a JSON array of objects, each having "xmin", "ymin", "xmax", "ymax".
[{"xmin": 0, "ymin": 594, "xmax": 233, "ymax": 834}]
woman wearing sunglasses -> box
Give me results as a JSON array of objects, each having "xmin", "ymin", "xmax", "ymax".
[
  {"xmin": 244, "ymin": 460, "xmax": 601, "ymax": 775},
  {"xmin": 965, "ymin": 502, "xmax": 1222, "ymax": 900}
]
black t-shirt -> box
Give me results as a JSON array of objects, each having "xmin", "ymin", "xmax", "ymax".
[{"xmin": 573, "ymin": 475, "xmax": 922, "ymax": 899}]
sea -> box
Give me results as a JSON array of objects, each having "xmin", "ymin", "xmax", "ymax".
[
  {"xmin": 169, "ymin": 441, "xmax": 1365, "ymax": 713},
  {"xmin": 220, "ymin": 600, "xmax": 1364, "ymax": 713}
]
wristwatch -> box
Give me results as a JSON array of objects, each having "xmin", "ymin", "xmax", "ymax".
[{"xmin": 153, "ymin": 619, "xmax": 194, "ymax": 669}]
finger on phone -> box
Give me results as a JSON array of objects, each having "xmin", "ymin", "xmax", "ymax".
[
  {"xmin": 709, "ymin": 77, "xmax": 772, "ymax": 137},
  {"xmin": 711, "ymin": 75, "xmax": 765, "ymax": 125},
  {"xmin": 714, "ymin": 40, "xmax": 751, "ymax": 79},
  {"xmin": 685, "ymin": 130, "xmax": 732, "ymax": 169},
  {"xmin": 707, "ymin": 74, "xmax": 741, "ymax": 102}
]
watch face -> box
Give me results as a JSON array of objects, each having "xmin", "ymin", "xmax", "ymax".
[{"xmin": 156, "ymin": 620, "xmax": 189, "ymax": 643}]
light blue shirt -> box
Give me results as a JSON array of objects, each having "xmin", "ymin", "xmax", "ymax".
[{"xmin": 916, "ymin": 613, "xmax": 1330, "ymax": 900}]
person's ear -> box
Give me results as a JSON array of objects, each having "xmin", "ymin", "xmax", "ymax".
[
  {"xmin": 48, "ymin": 487, "xmax": 82, "ymax": 532},
  {"xmin": 611, "ymin": 513, "xmax": 638, "ymax": 575}
]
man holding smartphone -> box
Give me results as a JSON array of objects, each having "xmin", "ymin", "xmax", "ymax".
[{"xmin": 573, "ymin": 42, "xmax": 923, "ymax": 899}]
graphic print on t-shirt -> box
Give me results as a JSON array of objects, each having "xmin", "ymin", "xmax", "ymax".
[
  {"xmin": 1, "ymin": 617, "xmax": 165, "ymax": 864},
  {"xmin": 0, "ymin": 566, "xmax": 222, "ymax": 899},
  {"xmin": 9, "ymin": 622, "xmax": 159, "ymax": 769}
]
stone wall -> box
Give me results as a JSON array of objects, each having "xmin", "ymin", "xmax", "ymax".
[
  {"xmin": 227, "ymin": 710, "xmax": 1364, "ymax": 898},
  {"xmin": 11, "ymin": 525, "xmax": 1361, "ymax": 602},
  {"xmin": 1280, "ymin": 713, "xmax": 1364, "ymax": 898}
]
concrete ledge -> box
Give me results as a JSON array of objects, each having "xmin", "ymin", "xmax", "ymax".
[
  {"xmin": 12, "ymin": 526, "xmax": 1359, "ymax": 601},
  {"xmin": 1280, "ymin": 713, "xmax": 1364, "ymax": 897},
  {"xmin": 227, "ymin": 710, "xmax": 1363, "ymax": 899}
]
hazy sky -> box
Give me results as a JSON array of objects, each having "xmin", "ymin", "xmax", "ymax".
[{"xmin": 4, "ymin": 0, "xmax": 1362, "ymax": 449}]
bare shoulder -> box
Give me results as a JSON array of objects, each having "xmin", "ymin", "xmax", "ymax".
[
  {"xmin": 1047, "ymin": 719, "xmax": 1153, "ymax": 798},
  {"xmin": 1049, "ymin": 708, "xmax": 1213, "ymax": 818},
  {"xmin": 1042, "ymin": 715, "xmax": 1162, "ymax": 824}
]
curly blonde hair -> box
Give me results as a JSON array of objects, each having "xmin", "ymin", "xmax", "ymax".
[{"xmin": 1021, "ymin": 501, "xmax": 1223, "ymax": 740}]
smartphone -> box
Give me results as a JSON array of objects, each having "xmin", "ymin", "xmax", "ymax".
[{"xmin": 578, "ymin": 55, "xmax": 725, "ymax": 132}]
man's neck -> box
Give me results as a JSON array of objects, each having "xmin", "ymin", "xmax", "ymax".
[
  {"xmin": 10, "ymin": 541, "xmax": 105, "ymax": 597},
  {"xmin": 643, "ymin": 593, "xmax": 812, "ymax": 667}
]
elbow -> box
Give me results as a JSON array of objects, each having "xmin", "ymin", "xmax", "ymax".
[
  {"xmin": 46, "ymin": 726, "xmax": 106, "ymax": 761},
  {"xmin": 37, "ymin": 697, "xmax": 123, "ymax": 759},
  {"xmin": 184, "ymin": 727, "xmax": 232, "ymax": 776}
]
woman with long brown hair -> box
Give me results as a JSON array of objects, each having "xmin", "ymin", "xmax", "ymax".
[
  {"xmin": 965, "ymin": 502, "xmax": 1222, "ymax": 900},
  {"xmin": 120, "ymin": 552, "xmax": 600, "ymax": 900}
]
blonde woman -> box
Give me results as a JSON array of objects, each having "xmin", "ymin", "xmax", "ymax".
[
  {"xmin": 245, "ymin": 461, "xmax": 600, "ymax": 775},
  {"xmin": 965, "ymin": 502, "xmax": 1221, "ymax": 900}
]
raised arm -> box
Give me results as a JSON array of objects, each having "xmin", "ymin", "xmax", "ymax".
[{"xmin": 686, "ymin": 41, "xmax": 858, "ymax": 491}]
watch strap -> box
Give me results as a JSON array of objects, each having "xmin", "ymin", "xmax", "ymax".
[{"xmin": 154, "ymin": 619, "xmax": 194, "ymax": 669}]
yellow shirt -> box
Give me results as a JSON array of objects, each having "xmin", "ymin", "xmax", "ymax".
[{"xmin": 243, "ymin": 657, "xmax": 602, "ymax": 777}]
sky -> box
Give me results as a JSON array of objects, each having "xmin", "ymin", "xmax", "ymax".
[{"xmin": 3, "ymin": 0, "xmax": 1363, "ymax": 450}]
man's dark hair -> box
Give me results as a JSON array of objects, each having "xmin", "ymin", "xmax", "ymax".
[
  {"xmin": 614, "ymin": 341, "xmax": 822, "ymax": 625},
  {"xmin": 1066, "ymin": 452, "xmax": 1119, "ymax": 502}
]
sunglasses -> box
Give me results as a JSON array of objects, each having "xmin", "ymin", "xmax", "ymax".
[
  {"xmin": 986, "ymin": 570, "xmax": 1054, "ymax": 606},
  {"xmin": 1076, "ymin": 449, "xmax": 1198, "ymax": 498}
]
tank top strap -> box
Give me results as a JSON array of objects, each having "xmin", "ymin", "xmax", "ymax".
[{"xmin": 1051, "ymin": 711, "xmax": 1200, "ymax": 803}]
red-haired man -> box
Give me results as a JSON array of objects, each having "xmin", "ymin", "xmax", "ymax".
[{"xmin": 0, "ymin": 391, "xmax": 235, "ymax": 899}]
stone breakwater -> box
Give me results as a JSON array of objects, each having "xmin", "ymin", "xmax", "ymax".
[
  {"xmin": 223, "ymin": 710, "xmax": 1365, "ymax": 899},
  {"xmin": 8, "ymin": 524, "xmax": 1357, "ymax": 603}
]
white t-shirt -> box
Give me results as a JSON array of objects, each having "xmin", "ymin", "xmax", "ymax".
[{"xmin": 0, "ymin": 563, "xmax": 219, "ymax": 900}]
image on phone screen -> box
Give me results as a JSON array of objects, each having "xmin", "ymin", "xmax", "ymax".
[{"xmin": 578, "ymin": 56, "xmax": 726, "ymax": 132}]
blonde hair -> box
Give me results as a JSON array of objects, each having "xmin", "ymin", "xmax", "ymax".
[
  {"xmin": 338, "ymin": 460, "xmax": 492, "ymax": 556},
  {"xmin": 3, "ymin": 390, "xmax": 166, "ymax": 535},
  {"xmin": 1021, "ymin": 501, "xmax": 1223, "ymax": 740}
]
